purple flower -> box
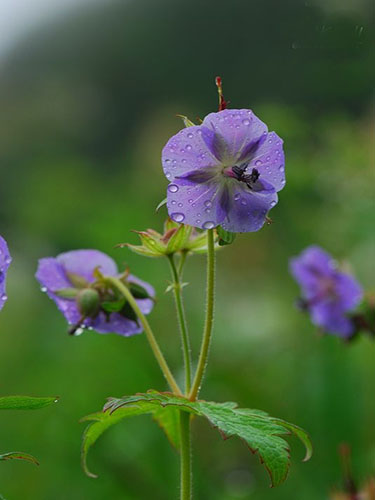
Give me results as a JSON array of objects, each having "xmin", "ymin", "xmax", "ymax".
[
  {"xmin": 36, "ymin": 249, "xmax": 155, "ymax": 336},
  {"xmin": 162, "ymin": 109, "xmax": 285, "ymax": 232},
  {"xmin": 289, "ymin": 246, "xmax": 363, "ymax": 338},
  {"xmin": 0, "ymin": 235, "xmax": 11, "ymax": 310}
]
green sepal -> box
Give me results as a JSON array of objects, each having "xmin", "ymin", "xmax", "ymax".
[
  {"xmin": 125, "ymin": 244, "xmax": 160, "ymax": 258},
  {"xmin": 133, "ymin": 231, "xmax": 165, "ymax": 254},
  {"xmin": 54, "ymin": 288, "xmax": 79, "ymax": 299},
  {"xmin": 155, "ymin": 198, "xmax": 167, "ymax": 213},
  {"xmin": 90, "ymin": 391, "xmax": 312, "ymax": 487},
  {"xmin": 176, "ymin": 114, "xmax": 195, "ymax": 127},
  {"xmin": 101, "ymin": 298, "xmax": 126, "ymax": 313},
  {"xmin": 65, "ymin": 271, "xmax": 90, "ymax": 289},
  {"xmin": 0, "ymin": 451, "xmax": 39, "ymax": 466},
  {"xmin": 128, "ymin": 282, "xmax": 152, "ymax": 300},
  {"xmin": 165, "ymin": 225, "xmax": 192, "ymax": 254},
  {"xmin": 0, "ymin": 396, "xmax": 58, "ymax": 410},
  {"xmin": 217, "ymin": 226, "xmax": 236, "ymax": 246}
]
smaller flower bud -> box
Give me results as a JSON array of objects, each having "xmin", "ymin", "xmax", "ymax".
[{"xmin": 76, "ymin": 288, "xmax": 100, "ymax": 318}]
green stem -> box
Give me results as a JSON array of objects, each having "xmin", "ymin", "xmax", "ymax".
[
  {"xmin": 189, "ymin": 229, "xmax": 215, "ymax": 401},
  {"xmin": 168, "ymin": 254, "xmax": 192, "ymax": 394},
  {"xmin": 106, "ymin": 276, "xmax": 182, "ymax": 396},
  {"xmin": 179, "ymin": 411, "xmax": 192, "ymax": 500},
  {"xmin": 178, "ymin": 251, "xmax": 188, "ymax": 278}
]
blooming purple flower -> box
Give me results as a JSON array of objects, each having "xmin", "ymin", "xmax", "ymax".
[
  {"xmin": 36, "ymin": 249, "xmax": 154, "ymax": 336},
  {"xmin": 289, "ymin": 246, "xmax": 363, "ymax": 338},
  {"xmin": 0, "ymin": 235, "xmax": 11, "ymax": 310},
  {"xmin": 162, "ymin": 109, "xmax": 285, "ymax": 232}
]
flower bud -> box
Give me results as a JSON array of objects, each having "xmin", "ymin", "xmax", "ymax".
[{"xmin": 76, "ymin": 288, "xmax": 100, "ymax": 318}]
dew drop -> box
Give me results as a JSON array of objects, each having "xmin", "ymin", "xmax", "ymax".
[
  {"xmin": 278, "ymin": 165, "xmax": 284, "ymax": 172},
  {"xmin": 234, "ymin": 193, "xmax": 241, "ymax": 201},
  {"xmin": 188, "ymin": 199, "xmax": 193, "ymax": 203},
  {"xmin": 1, "ymin": 293, "xmax": 7, "ymax": 301},
  {"xmin": 242, "ymin": 119, "xmax": 251, "ymax": 126},
  {"xmin": 270, "ymin": 200, "xmax": 276, "ymax": 207},
  {"xmin": 203, "ymin": 221, "xmax": 215, "ymax": 229},
  {"xmin": 196, "ymin": 219, "xmax": 201, "ymax": 224},
  {"xmin": 165, "ymin": 159, "xmax": 171, "ymax": 163},
  {"xmin": 182, "ymin": 159, "xmax": 187, "ymax": 163},
  {"xmin": 74, "ymin": 327, "xmax": 84, "ymax": 336},
  {"xmin": 255, "ymin": 160, "xmax": 262, "ymax": 166},
  {"xmin": 186, "ymin": 144, "xmax": 192, "ymax": 151},
  {"xmin": 205, "ymin": 208, "xmax": 211, "ymax": 214},
  {"xmin": 168, "ymin": 184, "xmax": 179, "ymax": 193},
  {"xmin": 241, "ymin": 199, "xmax": 247, "ymax": 206},
  {"xmin": 171, "ymin": 213, "xmax": 185, "ymax": 222},
  {"xmin": 41, "ymin": 287, "xmax": 47, "ymax": 293},
  {"xmin": 5, "ymin": 257, "xmax": 11, "ymax": 265},
  {"xmin": 204, "ymin": 200, "xmax": 212, "ymax": 208},
  {"xmin": 178, "ymin": 202, "xmax": 183, "ymax": 207},
  {"xmin": 171, "ymin": 200, "xmax": 176, "ymax": 205}
]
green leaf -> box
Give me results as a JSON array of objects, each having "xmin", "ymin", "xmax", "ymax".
[
  {"xmin": 128, "ymin": 282, "xmax": 152, "ymax": 300},
  {"xmin": 103, "ymin": 391, "xmax": 312, "ymax": 487},
  {"xmin": 0, "ymin": 396, "xmax": 58, "ymax": 410},
  {"xmin": 101, "ymin": 298, "xmax": 126, "ymax": 313},
  {"xmin": 176, "ymin": 114, "xmax": 195, "ymax": 127},
  {"xmin": 217, "ymin": 226, "xmax": 236, "ymax": 246},
  {"xmin": 152, "ymin": 406, "xmax": 180, "ymax": 450},
  {"xmin": 0, "ymin": 451, "xmax": 39, "ymax": 466}
]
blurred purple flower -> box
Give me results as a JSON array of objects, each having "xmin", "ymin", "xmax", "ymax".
[
  {"xmin": 290, "ymin": 246, "xmax": 363, "ymax": 338},
  {"xmin": 162, "ymin": 109, "xmax": 285, "ymax": 232},
  {"xmin": 36, "ymin": 249, "xmax": 154, "ymax": 336},
  {"xmin": 0, "ymin": 235, "xmax": 11, "ymax": 310}
]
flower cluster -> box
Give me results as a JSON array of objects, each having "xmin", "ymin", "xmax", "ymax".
[
  {"xmin": 162, "ymin": 109, "xmax": 285, "ymax": 233},
  {"xmin": 36, "ymin": 250, "xmax": 154, "ymax": 336},
  {"xmin": 290, "ymin": 246, "xmax": 363, "ymax": 338}
]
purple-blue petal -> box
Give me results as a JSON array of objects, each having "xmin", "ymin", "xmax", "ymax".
[
  {"xmin": 56, "ymin": 249, "xmax": 118, "ymax": 282},
  {"xmin": 247, "ymin": 132, "xmax": 285, "ymax": 192},
  {"xmin": 162, "ymin": 125, "xmax": 220, "ymax": 182},
  {"xmin": 0, "ymin": 235, "xmax": 12, "ymax": 310},
  {"xmin": 310, "ymin": 302, "xmax": 355, "ymax": 338}
]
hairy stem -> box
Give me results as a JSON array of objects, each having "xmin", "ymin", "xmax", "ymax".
[
  {"xmin": 168, "ymin": 254, "xmax": 192, "ymax": 394},
  {"xmin": 189, "ymin": 229, "xmax": 216, "ymax": 400},
  {"xmin": 106, "ymin": 276, "xmax": 182, "ymax": 395},
  {"xmin": 179, "ymin": 411, "xmax": 192, "ymax": 500}
]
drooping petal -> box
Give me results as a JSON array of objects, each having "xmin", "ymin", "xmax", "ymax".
[
  {"xmin": 56, "ymin": 250, "xmax": 118, "ymax": 283},
  {"xmin": 334, "ymin": 272, "xmax": 363, "ymax": 311},
  {"xmin": 220, "ymin": 185, "xmax": 278, "ymax": 233},
  {"xmin": 89, "ymin": 312, "xmax": 142, "ymax": 336},
  {"xmin": 0, "ymin": 235, "xmax": 12, "ymax": 310},
  {"xmin": 166, "ymin": 179, "xmax": 225, "ymax": 229},
  {"xmin": 36, "ymin": 257, "xmax": 81, "ymax": 324},
  {"xmin": 202, "ymin": 109, "xmax": 268, "ymax": 163},
  {"xmin": 246, "ymin": 132, "xmax": 285, "ymax": 192},
  {"xmin": 310, "ymin": 302, "xmax": 355, "ymax": 338},
  {"xmin": 162, "ymin": 125, "xmax": 221, "ymax": 181}
]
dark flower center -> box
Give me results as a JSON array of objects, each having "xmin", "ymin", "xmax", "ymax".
[{"xmin": 231, "ymin": 165, "xmax": 260, "ymax": 189}]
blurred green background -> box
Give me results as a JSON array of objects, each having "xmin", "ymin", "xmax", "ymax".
[{"xmin": 0, "ymin": 0, "xmax": 374, "ymax": 498}]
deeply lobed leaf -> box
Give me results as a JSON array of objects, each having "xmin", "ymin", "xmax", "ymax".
[
  {"xmin": 0, "ymin": 396, "xmax": 58, "ymax": 410},
  {"xmin": 81, "ymin": 391, "xmax": 312, "ymax": 485}
]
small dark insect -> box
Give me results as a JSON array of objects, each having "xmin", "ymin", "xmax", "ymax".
[{"xmin": 232, "ymin": 165, "xmax": 260, "ymax": 190}]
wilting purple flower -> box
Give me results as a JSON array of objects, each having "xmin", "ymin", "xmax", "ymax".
[
  {"xmin": 290, "ymin": 246, "xmax": 363, "ymax": 338},
  {"xmin": 36, "ymin": 249, "xmax": 154, "ymax": 336},
  {"xmin": 162, "ymin": 109, "xmax": 285, "ymax": 232},
  {"xmin": 0, "ymin": 235, "xmax": 11, "ymax": 310}
]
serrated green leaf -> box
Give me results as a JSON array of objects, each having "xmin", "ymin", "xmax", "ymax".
[
  {"xmin": 217, "ymin": 226, "xmax": 236, "ymax": 246},
  {"xmin": 0, "ymin": 451, "xmax": 39, "ymax": 466},
  {"xmin": 0, "ymin": 396, "xmax": 58, "ymax": 410},
  {"xmin": 80, "ymin": 403, "xmax": 157, "ymax": 478},
  {"xmin": 104, "ymin": 391, "xmax": 312, "ymax": 487},
  {"xmin": 153, "ymin": 406, "xmax": 181, "ymax": 450}
]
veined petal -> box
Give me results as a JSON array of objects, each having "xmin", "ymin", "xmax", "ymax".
[
  {"xmin": 202, "ymin": 109, "xmax": 268, "ymax": 163},
  {"xmin": 89, "ymin": 312, "xmax": 142, "ymax": 337},
  {"xmin": 57, "ymin": 250, "xmax": 118, "ymax": 283},
  {"xmin": 167, "ymin": 180, "xmax": 225, "ymax": 229},
  {"xmin": 0, "ymin": 235, "xmax": 11, "ymax": 310},
  {"xmin": 220, "ymin": 186, "xmax": 277, "ymax": 233},
  {"xmin": 162, "ymin": 125, "xmax": 221, "ymax": 181},
  {"xmin": 248, "ymin": 132, "xmax": 285, "ymax": 192}
]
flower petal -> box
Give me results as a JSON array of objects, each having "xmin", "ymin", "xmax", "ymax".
[
  {"xmin": 248, "ymin": 132, "xmax": 285, "ymax": 192},
  {"xmin": 56, "ymin": 250, "xmax": 118, "ymax": 283},
  {"xmin": 127, "ymin": 274, "xmax": 155, "ymax": 315},
  {"xmin": 162, "ymin": 125, "xmax": 221, "ymax": 181},
  {"xmin": 167, "ymin": 180, "xmax": 225, "ymax": 229},
  {"xmin": 310, "ymin": 302, "xmax": 354, "ymax": 338},
  {"xmin": 220, "ymin": 186, "xmax": 277, "ymax": 233},
  {"xmin": 202, "ymin": 109, "xmax": 268, "ymax": 163},
  {"xmin": 88, "ymin": 312, "xmax": 142, "ymax": 336},
  {"xmin": 36, "ymin": 257, "xmax": 81, "ymax": 324},
  {"xmin": 0, "ymin": 235, "xmax": 11, "ymax": 310},
  {"xmin": 334, "ymin": 272, "xmax": 363, "ymax": 311}
]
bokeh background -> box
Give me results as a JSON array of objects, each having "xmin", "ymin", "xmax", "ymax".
[{"xmin": 0, "ymin": 0, "xmax": 374, "ymax": 498}]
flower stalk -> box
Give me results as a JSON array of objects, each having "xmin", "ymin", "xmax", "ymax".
[
  {"xmin": 189, "ymin": 228, "xmax": 216, "ymax": 401},
  {"xmin": 106, "ymin": 276, "xmax": 182, "ymax": 395}
]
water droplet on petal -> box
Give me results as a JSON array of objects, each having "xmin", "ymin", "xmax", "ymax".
[
  {"xmin": 241, "ymin": 199, "xmax": 247, "ymax": 206},
  {"xmin": 168, "ymin": 184, "xmax": 179, "ymax": 193},
  {"xmin": 186, "ymin": 144, "xmax": 192, "ymax": 151},
  {"xmin": 5, "ymin": 258, "xmax": 11, "ymax": 264},
  {"xmin": 204, "ymin": 200, "xmax": 212, "ymax": 208},
  {"xmin": 188, "ymin": 199, "xmax": 193, "ymax": 203},
  {"xmin": 187, "ymin": 133, "xmax": 193, "ymax": 139},
  {"xmin": 255, "ymin": 160, "xmax": 262, "ymax": 166},
  {"xmin": 171, "ymin": 213, "xmax": 185, "ymax": 222},
  {"xmin": 171, "ymin": 200, "xmax": 176, "ymax": 205},
  {"xmin": 234, "ymin": 193, "xmax": 241, "ymax": 201},
  {"xmin": 1, "ymin": 293, "xmax": 7, "ymax": 301},
  {"xmin": 178, "ymin": 203, "xmax": 183, "ymax": 207},
  {"xmin": 41, "ymin": 287, "xmax": 47, "ymax": 293},
  {"xmin": 270, "ymin": 200, "xmax": 276, "ymax": 207},
  {"xmin": 203, "ymin": 221, "xmax": 215, "ymax": 229},
  {"xmin": 278, "ymin": 165, "xmax": 284, "ymax": 172},
  {"xmin": 242, "ymin": 119, "xmax": 251, "ymax": 126}
]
